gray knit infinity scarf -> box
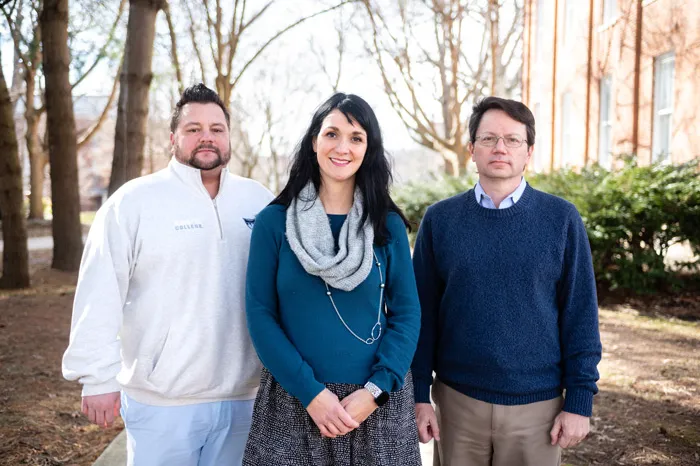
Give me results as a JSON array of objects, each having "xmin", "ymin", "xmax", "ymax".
[{"xmin": 286, "ymin": 183, "xmax": 374, "ymax": 291}]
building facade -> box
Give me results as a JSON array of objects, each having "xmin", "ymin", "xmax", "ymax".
[{"xmin": 522, "ymin": 0, "xmax": 699, "ymax": 172}]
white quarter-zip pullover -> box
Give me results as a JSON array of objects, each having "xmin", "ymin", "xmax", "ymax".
[{"xmin": 62, "ymin": 159, "xmax": 274, "ymax": 406}]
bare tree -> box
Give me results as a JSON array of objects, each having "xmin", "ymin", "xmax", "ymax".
[
  {"xmin": 229, "ymin": 108, "xmax": 264, "ymax": 179},
  {"xmin": 77, "ymin": 61, "xmax": 121, "ymax": 150},
  {"xmin": 41, "ymin": 0, "xmax": 83, "ymax": 271},
  {"xmin": 360, "ymin": 0, "xmax": 521, "ymax": 175},
  {"xmin": 0, "ymin": 45, "xmax": 30, "ymax": 289},
  {"xmin": 163, "ymin": 0, "xmax": 183, "ymax": 95},
  {"xmin": 108, "ymin": 0, "xmax": 165, "ymax": 196},
  {"xmin": 261, "ymin": 99, "xmax": 289, "ymax": 193},
  {"xmin": 308, "ymin": 13, "xmax": 349, "ymax": 93},
  {"xmin": 2, "ymin": 0, "xmax": 126, "ymax": 218},
  {"xmin": 8, "ymin": 0, "xmax": 25, "ymax": 111},
  {"xmin": 187, "ymin": 0, "xmax": 356, "ymax": 107},
  {"xmin": 2, "ymin": 1, "xmax": 46, "ymax": 218},
  {"xmin": 70, "ymin": 0, "xmax": 127, "ymax": 89}
]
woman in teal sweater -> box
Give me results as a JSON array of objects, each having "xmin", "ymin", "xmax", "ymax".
[{"xmin": 242, "ymin": 93, "xmax": 422, "ymax": 465}]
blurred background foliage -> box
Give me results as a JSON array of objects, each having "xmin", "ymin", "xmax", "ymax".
[{"xmin": 394, "ymin": 157, "xmax": 700, "ymax": 294}]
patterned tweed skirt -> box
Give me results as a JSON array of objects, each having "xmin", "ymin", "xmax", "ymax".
[{"xmin": 242, "ymin": 368, "xmax": 422, "ymax": 466}]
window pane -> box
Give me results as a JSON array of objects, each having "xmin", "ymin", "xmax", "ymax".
[
  {"xmin": 534, "ymin": 103, "xmax": 542, "ymax": 171},
  {"xmin": 659, "ymin": 114, "xmax": 670, "ymax": 160},
  {"xmin": 660, "ymin": 57, "xmax": 674, "ymax": 110},
  {"xmin": 599, "ymin": 76, "xmax": 612, "ymax": 167},
  {"xmin": 653, "ymin": 52, "xmax": 675, "ymax": 161},
  {"xmin": 536, "ymin": 0, "xmax": 546, "ymax": 61},
  {"xmin": 604, "ymin": 0, "xmax": 617, "ymax": 23},
  {"xmin": 561, "ymin": 92, "xmax": 573, "ymax": 165}
]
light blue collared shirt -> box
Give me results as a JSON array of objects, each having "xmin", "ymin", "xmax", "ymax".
[{"xmin": 474, "ymin": 177, "xmax": 527, "ymax": 209}]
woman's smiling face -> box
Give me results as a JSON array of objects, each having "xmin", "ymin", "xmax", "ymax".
[{"xmin": 313, "ymin": 109, "xmax": 368, "ymax": 187}]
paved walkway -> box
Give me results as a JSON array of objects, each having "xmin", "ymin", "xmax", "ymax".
[
  {"xmin": 0, "ymin": 235, "xmax": 91, "ymax": 252},
  {"xmin": 93, "ymin": 431, "xmax": 127, "ymax": 466},
  {"xmin": 92, "ymin": 430, "xmax": 434, "ymax": 465},
  {"xmin": 0, "ymin": 235, "xmax": 55, "ymax": 252}
]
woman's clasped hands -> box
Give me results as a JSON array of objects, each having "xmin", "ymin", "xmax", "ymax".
[{"xmin": 306, "ymin": 388, "xmax": 378, "ymax": 438}]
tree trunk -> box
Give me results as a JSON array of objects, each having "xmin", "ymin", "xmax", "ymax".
[
  {"xmin": 108, "ymin": 65, "xmax": 128, "ymax": 196},
  {"xmin": 489, "ymin": 0, "xmax": 499, "ymax": 96},
  {"xmin": 27, "ymin": 125, "xmax": 46, "ymax": 220},
  {"xmin": 444, "ymin": 159, "xmax": 456, "ymax": 176},
  {"xmin": 270, "ymin": 149, "xmax": 280, "ymax": 194},
  {"xmin": 108, "ymin": 0, "xmax": 163, "ymax": 195},
  {"xmin": 456, "ymin": 147, "xmax": 469, "ymax": 176},
  {"xmin": 26, "ymin": 104, "xmax": 46, "ymax": 219},
  {"xmin": 41, "ymin": 0, "xmax": 83, "ymax": 271},
  {"xmin": 0, "ymin": 48, "xmax": 30, "ymax": 289},
  {"xmin": 9, "ymin": 0, "xmax": 25, "ymax": 113},
  {"xmin": 23, "ymin": 60, "xmax": 48, "ymax": 219}
]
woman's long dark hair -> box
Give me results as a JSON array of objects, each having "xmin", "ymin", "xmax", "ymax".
[{"xmin": 272, "ymin": 93, "xmax": 410, "ymax": 245}]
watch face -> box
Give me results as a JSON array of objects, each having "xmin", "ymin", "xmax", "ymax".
[{"xmin": 376, "ymin": 391, "xmax": 390, "ymax": 407}]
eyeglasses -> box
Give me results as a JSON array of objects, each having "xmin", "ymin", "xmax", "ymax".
[{"xmin": 475, "ymin": 134, "xmax": 528, "ymax": 148}]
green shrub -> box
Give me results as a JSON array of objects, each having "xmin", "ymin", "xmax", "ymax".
[
  {"xmin": 395, "ymin": 157, "xmax": 700, "ymax": 294},
  {"xmin": 393, "ymin": 173, "xmax": 477, "ymax": 242}
]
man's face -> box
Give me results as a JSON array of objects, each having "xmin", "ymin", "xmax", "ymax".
[
  {"xmin": 468, "ymin": 109, "xmax": 533, "ymax": 182},
  {"xmin": 170, "ymin": 103, "xmax": 230, "ymax": 170}
]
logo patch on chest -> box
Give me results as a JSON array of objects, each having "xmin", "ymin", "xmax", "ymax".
[{"xmin": 174, "ymin": 220, "xmax": 204, "ymax": 231}]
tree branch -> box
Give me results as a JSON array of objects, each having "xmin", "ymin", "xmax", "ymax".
[
  {"xmin": 183, "ymin": 0, "xmax": 207, "ymax": 83},
  {"xmin": 229, "ymin": 0, "xmax": 358, "ymax": 91},
  {"xmin": 77, "ymin": 62, "xmax": 121, "ymax": 150},
  {"xmin": 71, "ymin": 0, "xmax": 126, "ymax": 90},
  {"xmin": 163, "ymin": 1, "xmax": 183, "ymax": 94}
]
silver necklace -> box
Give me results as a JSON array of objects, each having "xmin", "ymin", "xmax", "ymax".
[{"xmin": 324, "ymin": 251, "xmax": 384, "ymax": 345}]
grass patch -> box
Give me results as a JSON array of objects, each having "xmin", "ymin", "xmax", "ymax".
[
  {"xmin": 79, "ymin": 211, "xmax": 96, "ymax": 226},
  {"xmin": 599, "ymin": 308, "xmax": 700, "ymax": 338}
]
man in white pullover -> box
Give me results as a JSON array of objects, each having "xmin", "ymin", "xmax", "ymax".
[{"xmin": 62, "ymin": 84, "xmax": 273, "ymax": 465}]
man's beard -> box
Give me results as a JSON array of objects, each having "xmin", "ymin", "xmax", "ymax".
[{"xmin": 176, "ymin": 143, "xmax": 231, "ymax": 170}]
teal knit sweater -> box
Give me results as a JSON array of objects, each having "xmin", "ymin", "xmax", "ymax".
[{"xmin": 246, "ymin": 204, "xmax": 421, "ymax": 407}]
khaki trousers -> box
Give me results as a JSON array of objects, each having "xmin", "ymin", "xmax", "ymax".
[{"xmin": 432, "ymin": 379, "xmax": 562, "ymax": 466}]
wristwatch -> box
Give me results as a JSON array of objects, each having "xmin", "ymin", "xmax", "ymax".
[{"xmin": 364, "ymin": 381, "xmax": 390, "ymax": 407}]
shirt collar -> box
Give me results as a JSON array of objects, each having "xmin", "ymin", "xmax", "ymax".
[
  {"xmin": 474, "ymin": 177, "xmax": 527, "ymax": 207},
  {"xmin": 168, "ymin": 158, "xmax": 228, "ymax": 198}
]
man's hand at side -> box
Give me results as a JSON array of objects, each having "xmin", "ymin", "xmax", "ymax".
[
  {"xmin": 82, "ymin": 392, "xmax": 121, "ymax": 428},
  {"xmin": 415, "ymin": 402, "xmax": 440, "ymax": 443},
  {"xmin": 550, "ymin": 411, "xmax": 590, "ymax": 448}
]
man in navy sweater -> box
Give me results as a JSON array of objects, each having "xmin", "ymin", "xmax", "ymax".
[{"xmin": 411, "ymin": 97, "xmax": 602, "ymax": 466}]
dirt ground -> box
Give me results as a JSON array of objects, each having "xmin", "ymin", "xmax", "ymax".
[
  {"xmin": 1, "ymin": 251, "xmax": 699, "ymax": 466},
  {"xmin": 0, "ymin": 251, "xmax": 120, "ymax": 466}
]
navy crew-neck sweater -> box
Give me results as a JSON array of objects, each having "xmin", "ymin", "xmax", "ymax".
[
  {"xmin": 246, "ymin": 204, "xmax": 421, "ymax": 407},
  {"xmin": 410, "ymin": 184, "xmax": 602, "ymax": 417}
]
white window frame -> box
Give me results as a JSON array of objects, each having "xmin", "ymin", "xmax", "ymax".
[
  {"xmin": 533, "ymin": 102, "xmax": 543, "ymax": 172},
  {"xmin": 535, "ymin": 0, "xmax": 546, "ymax": 63},
  {"xmin": 561, "ymin": 92, "xmax": 573, "ymax": 167},
  {"xmin": 652, "ymin": 51, "xmax": 675, "ymax": 163},
  {"xmin": 598, "ymin": 75, "xmax": 613, "ymax": 169}
]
